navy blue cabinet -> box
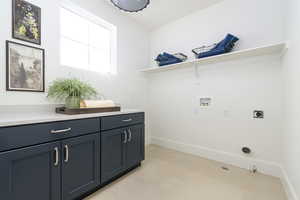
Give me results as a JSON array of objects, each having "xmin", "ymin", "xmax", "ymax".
[
  {"xmin": 101, "ymin": 123, "xmax": 145, "ymax": 183},
  {"xmin": 0, "ymin": 134, "xmax": 101, "ymax": 200},
  {"xmin": 101, "ymin": 113, "xmax": 144, "ymax": 131},
  {"xmin": 101, "ymin": 128, "xmax": 126, "ymax": 183},
  {"xmin": 125, "ymin": 124, "xmax": 144, "ymax": 169},
  {"xmin": 0, "ymin": 118, "xmax": 100, "ymax": 152},
  {"xmin": 62, "ymin": 134, "xmax": 100, "ymax": 200},
  {"xmin": 0, "ymin": 142, "xmax": 61, "ymax": 200},
  {"xmin": 0, "ymin": 112, "xmax": 144, "ymax": 200}
]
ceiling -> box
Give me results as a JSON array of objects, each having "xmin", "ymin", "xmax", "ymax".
[{"xmin": 105, "ymin": 0, "xmax": 224, "ymax": 30}]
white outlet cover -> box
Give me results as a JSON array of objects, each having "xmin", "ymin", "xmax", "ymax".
[{"xmin": 199, "ymin": 97, "xmax": 212, "ymax": 107}]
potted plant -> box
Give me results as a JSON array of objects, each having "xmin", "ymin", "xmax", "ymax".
[{"xmin": 47, "ymin": 78, "xmax": 98, "ymax": 109}]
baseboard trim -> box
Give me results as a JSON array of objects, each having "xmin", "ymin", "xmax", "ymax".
[
  {"xmin": 151, "ymin": 137, "xmax": 282, "ymax": 177},
  {"xmin": 280, "ymin": 167, "xmax": 299, "ymax": 200}
]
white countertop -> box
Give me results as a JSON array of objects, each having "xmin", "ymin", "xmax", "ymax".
[{"xmin": 0, "ymin": 109, "xmax": 143, "ymax": 128}]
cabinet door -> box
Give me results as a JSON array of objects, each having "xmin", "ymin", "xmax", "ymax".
[
  {"xmin": 61, "ymin": 134, "xmax": 100, "ymax": 200},
  {"xmin": 0, "ymin": 142, "xmax": 61, "ymax": 200},
  {"xmin": 126, "ymin": 124, "xmax": 144, "ymax": 169},
  {"xmin": 101, "ymin": 128, "xmax": 126, "ymax": 183}
]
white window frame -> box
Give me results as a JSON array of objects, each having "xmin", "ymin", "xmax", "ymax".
[{"xmin": 60, "ymin": 0, "xmax": 117, "ymax": 74}]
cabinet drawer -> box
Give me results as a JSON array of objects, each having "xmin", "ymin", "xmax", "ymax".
[
  {"xmin": 0, "ymin": 118, "xmax": 100, "ymax": 152},
  {"xmin": 101, "ymin": 113, "xmax": 144, "ymax": 131}
]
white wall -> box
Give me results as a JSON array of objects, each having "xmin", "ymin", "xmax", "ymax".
[
  {"xmin": 282, "ymin": 0, "xmax": 300, "ymax": 199},
  {"xmin": 148, "ymin": 0, "xmax": 285, "ymax": 176},
  {"xmin": 150, "ymin": 0, "xmax": 284, "ymax": 66},
  {"xmin": 0, "ymin": 0, "xmax": 149, "ymax": 110}
]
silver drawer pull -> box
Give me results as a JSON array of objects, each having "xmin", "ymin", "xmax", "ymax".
[
  {"xmin": 54, "ymin": 147, "xmax": 59, "ymax": 166},
  {"xmin": 51, "ymin": 128, "xmax": 72, "ymax": 134},
  {"xmin": 123, "ymin": 130, "xmax": 128, "ymax": 144},
  {"xmin": 64, "ymin": 145, "xmax": 69, "ymax": 163},
  {"xmin": 122, "ymin": 119, "xmax": 132, "ymax": 122},
  {"xmin": 128, "ymin": 129, "xmax": 132, "ymax": 142}
]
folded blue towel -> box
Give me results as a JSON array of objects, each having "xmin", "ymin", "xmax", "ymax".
[
  {"xmin": 196, "ymin": 34, "xmax": 239, "ymax": 59},
  {"xmin": 158, "ymin": 59, "xmax": 183, "ymax": 66},
  {"xmin": 155, "ymin": 52, "xmax": 183, "ymax": 66}
]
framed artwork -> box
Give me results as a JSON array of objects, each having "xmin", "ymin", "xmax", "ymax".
[
  {"xmin": 6, "ymin": 41, "xmax": 45, "ymax": 92},
  {"xmin": 12, "ymin": 0, "xmax": 41, "ymax": 45}
]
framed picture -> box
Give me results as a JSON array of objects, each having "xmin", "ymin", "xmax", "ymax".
[
  {"xmin": 6, "ymin": 41, "xmax": 45, "ymax": 92},
  {"xmin": 12, "ymin": 0, "xmax": 41, "ymax": 45}
]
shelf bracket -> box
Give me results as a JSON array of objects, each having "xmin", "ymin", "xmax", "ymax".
[{"xmin": 280, "ymin": 41, "xmax": 289, "ymax": 57}]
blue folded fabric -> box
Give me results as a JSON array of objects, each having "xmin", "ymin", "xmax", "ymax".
[
  {"xmin": 196, "ymin": 34, "xmax": 239, "ymax": 59},
  {"xmin": 158, "ymin": 59, "xmax": 183, "ymax": 66},
  {"xmin": 155, "ymin": 52, "xmax": 183, "ymax": 66}
]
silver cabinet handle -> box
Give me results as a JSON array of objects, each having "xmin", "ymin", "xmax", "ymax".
[
  {"xmin": 128, "ymin": 129, "xmax": 132, "ymax": 142},
  {"xmin": 122, "ymin": 119, "xmax": 132, "ymax": 122},
  {"xmin": 64, "ymin": 145, "xmax": 69, "ymax": 163},
  {"xmin": 123, "ymin": 130, "xmax": 127, "ymax": 144},
  {"xmin": 54, "ymin": 147, "xmax": 59, "ymax": 166},
  {"xmin": 51, "ymin": 128, "xmax": 72, "ymax": 134}
]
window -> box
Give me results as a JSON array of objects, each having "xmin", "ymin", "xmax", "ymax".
[{"xmin": 60, "ymin": 3, "xmax": 117, "ymax": 74}]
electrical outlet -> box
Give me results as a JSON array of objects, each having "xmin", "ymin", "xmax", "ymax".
[{"xmin": 200, "ymin": 97, "xmax": 212, "ymax": 107}]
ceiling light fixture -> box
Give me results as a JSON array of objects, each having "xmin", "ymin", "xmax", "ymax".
[{"xmin": 111, "ymin": 0, "xmax": 150, "ymax": 13}]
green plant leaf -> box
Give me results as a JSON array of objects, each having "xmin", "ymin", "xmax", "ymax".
[{"xmin": 47, "ymin": 78, "xmax": 98, "ymax": 102}]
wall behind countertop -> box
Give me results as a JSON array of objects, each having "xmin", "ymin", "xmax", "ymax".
[{"xmin": 0, "ymin": 0, "xmax": 150, "ymax": 110}]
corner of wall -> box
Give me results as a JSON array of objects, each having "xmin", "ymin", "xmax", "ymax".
[{"xmin": 280, "ymin": 167, "xmax": 299, "ymax": 200}]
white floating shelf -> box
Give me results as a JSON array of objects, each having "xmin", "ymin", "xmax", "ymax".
[{"xmin": 140, "ymin": 42, "xmax": 287, "ymax": 73}]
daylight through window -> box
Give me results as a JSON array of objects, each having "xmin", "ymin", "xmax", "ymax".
[{"xmin": 60, "ymin": 5, "xmax": 116, "ymax": 74}]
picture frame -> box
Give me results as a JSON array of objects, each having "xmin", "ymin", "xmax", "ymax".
[
  {"xmin": 12, "ymin": 0, "xmax": 41, "ymax": 45},
  {"xmin": 6, "ymin": 41, "xmax": 45, "ymax": 92}
]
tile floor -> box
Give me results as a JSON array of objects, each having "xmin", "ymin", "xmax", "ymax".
[{"xmin": 85, "ymin": 145, "xmax": 287, "ymax": 200}]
